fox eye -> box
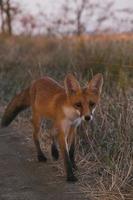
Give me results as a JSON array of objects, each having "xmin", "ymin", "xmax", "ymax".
[
  {"xmin": 74, "ymin": 102, "xmax": 82, "ymax": 108},
  {"xmin": 89, "ymin": 101, "xmax": 96, "ymax": 108}
]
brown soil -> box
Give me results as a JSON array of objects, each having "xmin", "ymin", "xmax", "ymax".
[{"xmin": 0, "ymin": 123, "xmax": 87, "ymax": 200}]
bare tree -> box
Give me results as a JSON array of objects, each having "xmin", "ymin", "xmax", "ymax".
[
  {"xmin": 0, "ymin": 0, "xmax": 21, "ymax": 35},
  {"xmin": 115, "ymin": 8, "xmax": 133, "ymax": 32},
  {"xmin": 5, "ymin": 0, "xmax": 12, "ymax": 35},
  {"xmin": 0, "ymin": 0, "xmax": 5, "ymax": 33},
  {"xmin": 31, "ymin": 0, "xmax": 117, "ymax": 36},
  {"xmin": 48, "ymin": 0, "xmax": 115, "ymax": 36},
  {"xmin": 72, "ymin": 0, "xmax": 98, "ymax": 35},
  {"xmin": 93, "ymin": 1, "xmax": 116, "ymax": 33},
  {"xmin": 56, "ymin": 0, "xmax": 97, "ymax": 35},
  {"xmin": 20, "ymin": 14, "xmax": 37, "ymax": 36},
  {"xmin": 37, "ymin": 0, "xmax": 97, "ymax": 36}
]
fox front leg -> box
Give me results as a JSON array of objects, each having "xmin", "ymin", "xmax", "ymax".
[
  {"xmin": 67, "ymin": 127, "xmax": 78, "ymax": 171},
  {"xmin": 57, "ymin": 129, "xmax": 78, "ymax": 182}
]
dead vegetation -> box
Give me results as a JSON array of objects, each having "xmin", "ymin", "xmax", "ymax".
[{"xmin": 0, "ymin": 35, "xmax": 133, "ymax": 200}]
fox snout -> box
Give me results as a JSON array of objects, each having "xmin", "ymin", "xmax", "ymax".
[
  {"xmin": 84, "ymin": 115, "xmax": 91, "ymax": 121},
  {"xmin": 83, "ymin": 111, "xmax": 94, "ymax": 122}
]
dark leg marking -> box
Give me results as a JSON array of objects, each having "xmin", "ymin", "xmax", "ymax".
[
  {"xmin": 51, "ymin": 142, "xmax": 59, "ymax": 161},
  {"xmin": 64, "ymin": 150, "xmax": 78, "ymax": 182},
  {"xmin": 69, "ymin": 140, "xmax": 77, "ymax": 170},
  {"xmin": 34, "ymin": 139, "xmax": 47, "ymax": 162}
]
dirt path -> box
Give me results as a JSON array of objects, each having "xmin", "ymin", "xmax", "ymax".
[{"xmin": 0, "ymin": 125, "xmax": 86, "ymax": 200}]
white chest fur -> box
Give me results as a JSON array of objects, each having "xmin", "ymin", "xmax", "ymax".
[{"xmin": 61, "ymin": 117, "xmax": 81, "ymax": 136}]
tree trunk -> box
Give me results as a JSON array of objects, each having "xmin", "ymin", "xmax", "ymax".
[
  {"xmin": 0, "ymin": 0, "xmax": 5, "ymax": 34},
  {"xmin": 6, "ymin": 0, "xmax": 12, "ymax": 35}
]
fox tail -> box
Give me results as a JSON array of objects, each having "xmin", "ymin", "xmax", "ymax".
[{"xmin": 1, "ymin": 87, "xmax": 30, "ymax": 127}]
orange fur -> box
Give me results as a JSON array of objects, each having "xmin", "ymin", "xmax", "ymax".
[{"xmin": 1, "ymin": 73, "xmax": 103, "ymax": 182}]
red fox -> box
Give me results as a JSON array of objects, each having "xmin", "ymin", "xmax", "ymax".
[{"xmin": 1, "ymin": 73, "xmax": 103, "ymax": 182}]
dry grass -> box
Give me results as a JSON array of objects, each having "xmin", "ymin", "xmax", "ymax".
[
  {"xmin": 0, "ymin": 34, "xmax": 133, "ymax": 200},
  {"xmin": 76, "ymin": 89, "xmax": 133, "ymax": 200}
]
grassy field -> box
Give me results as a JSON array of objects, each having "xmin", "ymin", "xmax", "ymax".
[{"xmin": 0, "ymin": 34, "xmax": 133, "ymax": 200}]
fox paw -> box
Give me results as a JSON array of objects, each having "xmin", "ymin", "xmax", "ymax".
[
  {"xmin": 38, "ymin": 154, "xmax": 47, "ymax": 162},
  {"xmin": 67, "ymin": 175, "xmax": 78, "ymax": 183},
  {"xmin": 72, "ymin": 164, "xmax": 78, "ymax": 171}
]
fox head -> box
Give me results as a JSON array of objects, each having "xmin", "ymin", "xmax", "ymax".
[{"xmin": 63, "ymin": 73, "xmax": 103, "ymax": 124}]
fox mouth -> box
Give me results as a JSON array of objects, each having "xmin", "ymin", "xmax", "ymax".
[
  {"xmin": 72, "ymin": 118, "xmax": 82, "ymax": 127},
  {"xmin": 72, "ymin": 114, "xmax": 93, "ymax": 127}
]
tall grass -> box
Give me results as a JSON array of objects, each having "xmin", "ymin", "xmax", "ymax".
[
  {"xmin": 0, "ymin": 35, "xmax": 133, "ymax": 199},
  {"xmin": 78, "ymin": 88, "xmax": 133, "ymax": 200},
  {"xmin": 0, "ymin": 35, "xmax": 132, "ymax": 100}
]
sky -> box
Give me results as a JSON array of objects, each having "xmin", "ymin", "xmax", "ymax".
[
  {"xmin": 13, "ymin": 0, "xmax": 133, "ymax": 13},
  {"xmin": 11, "ymin": 0, "xmax": 133, "ymax": 33}
]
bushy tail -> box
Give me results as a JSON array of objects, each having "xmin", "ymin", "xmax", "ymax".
[{"xmin": 1, "ymin": 87, "xmax": 30, "ymax": 127}]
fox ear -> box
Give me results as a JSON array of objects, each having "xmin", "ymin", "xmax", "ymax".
[
  {"xmin": 64, "ymin": 74, "xmax": 81, "ymax": 96},
  {"xmin": 87, "ymin": 73, "xmax": 103, "ymax": 94}
]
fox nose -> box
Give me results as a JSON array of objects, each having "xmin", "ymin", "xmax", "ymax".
[{"xmin": 84, "ymin": 115, "xmax": 91, "ymax": 121}]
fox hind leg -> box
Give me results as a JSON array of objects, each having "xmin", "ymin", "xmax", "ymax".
[
  {"xmin": 32, "ymin": 113, "xmax": 47, "ymax": 162},
  {"xmin": 51, "ymin": 138, "xmax": 59, "ymax": 160}
]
